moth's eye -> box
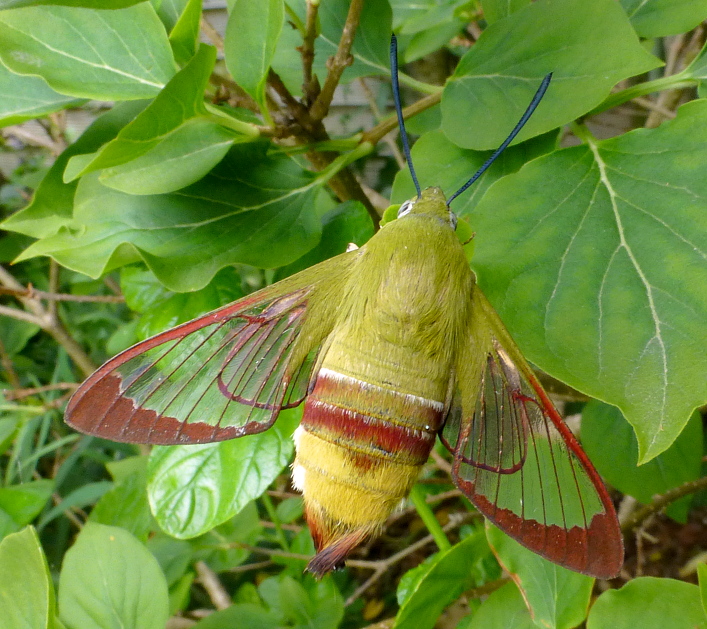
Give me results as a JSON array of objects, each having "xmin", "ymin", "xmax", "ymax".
[
  {"xmin": 450, "ymin": 212, "xmax": 458, "ymax": 230},
  {"xmin": 397, "ymin": 200, "xmax": 414, "ymax": 218}
]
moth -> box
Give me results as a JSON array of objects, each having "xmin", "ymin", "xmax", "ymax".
[{"xmin": 66, "ymin": 37, "xmax": 623, "ymax": 578}]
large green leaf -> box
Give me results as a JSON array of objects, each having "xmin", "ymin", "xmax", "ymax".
[
  {"xmin": 314, "ymin": 0, "xmax": 392, "ymax": 82},
  {"xmin": 0, "ymin": 61, "xmax": 80, "ymax": 127},
  {"xmin": 620, "ymin": 0, "xmax": 707, "ymax": 38},
  {"xmin": 65, "ymin": 45, "xmax": 250, "ymax": 195},
  {"xmin": 394, "ymin": 531, "xmax": 491, "ymax": 629},
  {"xmin": 467, "ymin": 582, "xmax": 536, "ymax": 629},
  {"xmin": 486, "ymin": 526, "xmax": 594, "ymax": 629},
  {"xmin": 479, "ymin": 0, "xmax": 530, "ymax": 24},
  {"xmin": 0, "ymin": 480, "xmax": 54, "ymax": 540},
  {"xmin": 0, "ymin": 527, "xmax": 56, "ymax": 629},
  {"xmin": 147, "ymin": 407, "xmax": 299, "ymax": 538},
  {"xmin": 1, "ymin": 101, "xmax": 149, "ymax": 238},
  {"xmin": 587, "ymin": 578, "xmax": 707, "ymax": 629},
  {"xmin": 15, "ymin": 143, "xmax": 325, "ymax": 291},
  {"xmin": 391, "ymin": 129, "xmax": 557, "ymax": 216},
  {"xmin": 441, "ymin": 0, "xmax": 660, "ymax": 150},
  {"xmin": 225, "ymin": 0, "xmax": 284, "ymax": 107},
  {"xmin": 0, "ymin": 1, "xmax": 143, "ymax": 7},
  {"xmin": 0, "ymin": 4, "xmax": 175, "ymax": 100},
  {"xmin": 582, "ymin": 403, "xmax": 703, "ymax": 522},
  {"xmin": 471, "ymin": 100, "xmax": 707, "ymax": 461},
  {"xmin": 58, "ymin": 523, "xmax": 169, "ymax": 629}
]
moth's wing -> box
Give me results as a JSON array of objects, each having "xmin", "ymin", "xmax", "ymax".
[
  {"xmin": 66, "ymin": 253, "xmax": 356, "ymax": 445},
  {"xmin": 442, "ymin": 287, "xmax": 623, "ymax": 579}
]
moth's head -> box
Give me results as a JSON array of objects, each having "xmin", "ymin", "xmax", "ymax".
[{"xmin": 397, "ymin": 187, "xmax": 457, "ymax": 230}]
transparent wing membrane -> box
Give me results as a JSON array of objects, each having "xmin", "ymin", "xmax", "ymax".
[
  {"xmin": 445, "ymin": 341, "xmax": 623, "ymax": 578},
  {"xmin": 66, "ymin": 290, "xmax": 319, "ymax": 445}
]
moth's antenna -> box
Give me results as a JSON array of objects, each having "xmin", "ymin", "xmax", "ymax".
[
  {"xmin": 390, "ymin": 34, "xmax": 421, "ymax": 198},
  {"xmin": 447, "ymin": 73, "xmax": 552, "ymax": 206}
]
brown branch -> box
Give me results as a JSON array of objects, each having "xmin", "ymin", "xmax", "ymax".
[
  {"xmin": 309, "ymin": 0, "xmax": 364, "ymax": 121},
  {"xmin": 4, "ymin": 383, "xmax": 78, "ymax": 401},
  {"xmin": 301, "ymin": 0, "xmax": 321, "ymax": 104},
  {"xmin": 359, "ymin": 78, "xmax": 405, "ymax": 168},
  {"xmin": 195, "ymin": 561, "xmax": 232, "ymax": 610},
  {"xmin": 0, "ymin": 286, "xmax": 125, "ymax": 303},
  {"xmin": 361, "ymin": 91, "xmax": 442, "ymax": 146},
  {"xmin": 0, "ymin": 337, "xmax": 21, "ymax": 389},
  {"xmin": 621, "ymin": 475, "xmax": 707, "ymax": 534},
  {"xmin": 200, "ymin": 16, "xmax": 224, "ymax": 52},
  {"xmin": 0, "ymin": 265, "xmax": 97, "ymax": 378}
]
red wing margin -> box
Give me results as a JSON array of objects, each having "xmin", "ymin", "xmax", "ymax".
[
  {"xmin": 66, "ymin": 288, "xmax": 320, "ymax": 445},
  {"xmin": 443, "ymin": 342, "xmax": 623, "ymax": 579}
]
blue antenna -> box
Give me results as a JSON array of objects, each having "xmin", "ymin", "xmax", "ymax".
[
  {"xmin": 447, "ymin": 73, "xmax": 552, "ymax": 206},
  {"xmin": 390, "ymin": 34, "xmax": 421, "ymax": 198}
]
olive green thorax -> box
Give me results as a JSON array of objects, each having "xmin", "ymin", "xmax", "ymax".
[{"xmin": 319, "ymin": 185, "xmax": 474, "ymax": 400}]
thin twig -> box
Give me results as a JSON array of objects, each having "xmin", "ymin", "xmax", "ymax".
[
  {"xmin": 200, "ymin": 16, "xmax": 224, "ymax": 52},
  {"xmin": 0, "ymin": 265, "xmax": 97, "ymax": 377},
  {"xmin": 361, "ymin": 91, "xmax": 441, "ymax": 146},
  {"xmin": 195, "ymin": 561, "xmax": 232, "ymax": 610},
  {"xmin": 309, "ymin": 0, "xmax": 364, "ymax": 121},
  {"xmin": 3, "ymin": 383, "xmax": 78, "ymax": 400},
  {"xmin": 301, "ymin": 0, "xmax": 320, "ymax": 103},
  {"xmin": 0, "ymin": 286, "xmax": 125, "ymax": 303},
  {"xmin": 621, "ymin": 475, "xmax": 707, "ymax": 534}
]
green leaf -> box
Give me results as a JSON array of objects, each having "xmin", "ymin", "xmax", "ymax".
[
  {"xmin": 391, "ymin": 129, "xmax": 557, "ymax": 216},
  {"xmin": 89, "ymin": 459, "xmax": 154, "ymax": 540},
  {"xmin": 699, "ymin": 564, "xmax": 707, "ymax": 617},
  {"xmin": 274, "ymin": 200, "xmax": 374, "ymax": 279},
  {"xmin": 471, "ymin": 99, "xmax": 707, "ymax": 461},
  {"xmin": 315, "ymin": 0, "xmax": 392, "ymax": 82},
  {"xmin": 486, "ymin": 526, "xmax": 594, "ymax": 629},
  {"xmin": 620, "ymin": 0, "xmax": 707, "ymax": 38},
  {"xmin": 0, "ymin": 481, "xmax": 54, "ymax": 540},
  {"xmin": 190, "ymin": 604, "xmax": 281, "ymax": 629},
  {"xmin": 0, "ymin": 4, "xmax": 176, "ymax": 100},
  {"xmin": 192, "ymin": 500, "xmax": 263, "ymax": 571},
  {"xmin": 480, "ymin": 0, "xmax": 530, "ymax": 24},
  {"xmin": 441, "ymin": 0, "xmax": 660, "ymax": 150},
  {"xmin": 123, "ymin": 266, "xmax": 245, "ymax": 339},
  {"xmin": 147, "ymin": 535, "xmax": 193, "ymax": 586},
  {"xmin": 0, "ymin": 1, "xmax": 144, "ymax": 7},
  {"xmin": 58, "ymin": 523, "xmax": 169, "ymax": 629},
  {"xmin": 0, "ymin": 61, "xmax": 81, "ymax": 127},
  {"xmin": 0, "ymin": 316, "xmax": 40, "ymax": 356},
  {"xmin": 16, "ymin": 143, "xmax": 325, "ymax": 292},
  {"xmin": 467, "ymin": 581, "xmax": 536, "ymax": 629},
  {"xmin": 147, "ymin": 407, "xmax": 299, "ymax": 538},
  {"xmin": 169, "ymin": 0, "xmax": 202, "ymax": 66},
  {"xmin": 2, "ymin": 100, "xmax": 149, "ymax": 239},
  {"xmin": 258, "ymin": 575, "xmax": 343, "ymax": 629},
  {"xmin": 0, "ymin": 527, "xmax": 57, "ymax": 629},
  {"xmin": 587, "ymin": 577, "xmax": 707, "ymax": 629},
  {"xmin": 582, "ymin": 402, "xmax": 703, "ymax": 522},
  {"xmin": 37, "ymin": 481, "xmax": 112, "ymax": 530},
  {"xmin": 66, "ymin": 45, "xmax": 246, "ymax": 195},
  {"xmin": 394, "ymin": 531, "xmax": 491, "ymax": 629},
  {"xmin": 225, "ymin": 0, "xmax": 284, "ymax": 109}
]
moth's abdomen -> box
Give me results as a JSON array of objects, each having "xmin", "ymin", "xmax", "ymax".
[{"xmin": 294, "ymin": 366, "xmax": 446, "ymax": 575}]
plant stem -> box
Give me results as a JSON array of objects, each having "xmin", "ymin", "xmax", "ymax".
[
  {"xmin": 409, "ymin": 484, "xmax": 451, "ymax": 552},
  {"xmin": 309, "ymin": 0, "xmax": 365, "ymax": 121},
  {"xmin": 588, "ymin": 74, "xmax": 696, "ymax": 117}
]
